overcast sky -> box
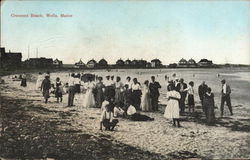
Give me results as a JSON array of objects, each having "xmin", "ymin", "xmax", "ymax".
[{"xmin": 1, "ymin": 0, "xmax": 249, "ymax": 64}]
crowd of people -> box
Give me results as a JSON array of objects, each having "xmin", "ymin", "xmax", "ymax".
[{"xmin": 18, "ymin": 71, "xmax": 233, "ymax": 130}]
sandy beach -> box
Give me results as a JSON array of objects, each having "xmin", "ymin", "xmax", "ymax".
[{"xmin": 1, "ymin": 68, "xmax": 250, "ymax": 159}]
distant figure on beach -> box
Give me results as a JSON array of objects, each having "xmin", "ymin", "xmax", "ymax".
[
  {"xmin": 176, "ymin": 78, "xmax": 187, "ymax": 114},
  {"xmin": 55, "ymin": 77, "xmax": 63, "ymax": 103},
  {"xmin": 131, "ymin": 78, "xmax": 142, "ymax": 110},
  {"xmin": 149, "ymin": 76, "xmax": 161, "ymax": 111},
  {"xmin": 203, "ymin": 87, "xmax": 215, "ymax": 125},
  {"xmin": 169, "ymin": 73, "xmax": 177, "ymax": 83},
  {"xmin": 217, "ymin": 73, "xmax": 220, "ymax": 77},
  {"xmin": 140, "ymin": 80, "xmax": 152, "ymax": 112},
  {"xmin": 95, "ymin": 77, "xmax": 105, "ymax": 108},
  {"xmin": 220, "ymin": 79, "xmax": 233, "ymax": 117},
  {"xmin": 164, "ymin": 84, "xmax": 181, "ymax": 127},
  {"xmin": 35, "ymin": 72, "xmax": 43, "ymax": 90},
  {"xmin": 185, "ymin": 81, "xmax": 195, "ymax": 113},
  {"xmin": 100, "ymin": 100, "xmax": 119, "ymax": 131},
  {"xmin": 20, "ymin": 72, "xmax": 27, "ymax": 87},
  {"xmin": 67, "ymin": 73, "xmax": 76, "ymax": 107},
  {"xmin": 41, "ymin": 75, "xmax": 51, "ymax": 104},
  {"xmin": 198, "ymin": 81, "xmax": 208, "ymax": 112},
  {"xmin": 83, "ymin": 77, "xmax": 96, "ymax": 108}
]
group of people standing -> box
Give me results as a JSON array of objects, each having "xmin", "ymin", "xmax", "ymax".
[{"xmin": 30, "ymin": 71, "xmax": 233, "ymax": 130}]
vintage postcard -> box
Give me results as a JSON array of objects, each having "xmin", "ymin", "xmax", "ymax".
[{"xmin": 0, "ymin": 0, "xmax": 249, "ymax": 159}]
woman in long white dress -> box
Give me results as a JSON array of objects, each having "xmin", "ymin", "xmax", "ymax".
[
  {"xmin": 35, "ymin": 72, "xmax": 43, "ymax": 90},
  {"xmin": 164, "ymin": 84, "xmax": 181, "ymax": 127},
  {"xmin": 83, "ymin": 78, "xmax": 96, "ymax": 108},
  {"xmin": 140, "ymin": 80, "xmax": 152, "ymax": 111}
]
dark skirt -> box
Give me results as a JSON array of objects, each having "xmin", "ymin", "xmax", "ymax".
[
  {"xmin": 21, "ymin": 79, "xmax": 27, "ymax": 87},
  {"xmin": 188, "ymin": 94, "xmax": 194, "ymax": 105},
  {"xmin": 75, "ymin": 84, "xmax": 81, "ymax": 93},
  {"xmin": 131, "ymin": 90, "xmax": 141, "ymax": 110},
  {"xmin": 128, "ymin": 113, "xmax": 154, "ymax": 121},
  {"xmin": 105, "ymin": 86, "xmax": 115, "ymax": 100},
  {"xmin": 55, "ymin": 88, "xmax": 62, "ymax": 98},
  {"xmin": 96, "ymin": 89, "xmax": 104, "ymax": 108},
  {"xmin": 43, "ymin": 89, "xmax": 50, "ymax": 99}
]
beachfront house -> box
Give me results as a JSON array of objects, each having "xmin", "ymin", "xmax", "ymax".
[
  {"xmin": 178, "ymin": 58, "xmax": 188, "ymax": 67},
  {"xmin": 24, "ymin": 57, "xmax": 53, "ymax": 68},
  {"xmin": 187, "ymin": 58, "xmax": 197, "ymax": 68},
  {"xmin": 98, "ymin": 58, "xmax": 108, "ymax": 68},
  {"xmin": 198, "ymin": 59, "xmax": 213, "ymax": 67},
  {"xmin": 53, "ymin": 58, "xmax": 63, "ymax": 68},
  {"xmin": 125, "ymin": 59, "xmax": 132, "ymax": 66},
  {"xmin": 87, "ymin": 59, "xmax": 97, "ymax": 68},
  {"xmin": 75, "ymin": 59, "xmax": 85, "ymax": 68},
  {"xmin": 0, "ymin": 47, "xmax": 22, "ymax": 69},
  {"xmin": 116, "ymin": 59, "xmax": 125, "ymax": 67},
  {"xmin": 151, "ymin": 59, "xmax": 162, "ymax": 68}
]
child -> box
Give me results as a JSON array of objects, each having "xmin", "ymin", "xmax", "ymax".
[
  {"xmin": 164, "ymin": 84, "xmax": 181, "ymax": 127},
  {"xmin": 185, "ymin": 81, "xmax": 195, "ymax": 113},
  {"xmin": 55, "ymin": 77, "xmax": 63, "ymax": 103},
  {"xmin": 100, "ymin": 101, "xmax": 119, "ymax": 131}
]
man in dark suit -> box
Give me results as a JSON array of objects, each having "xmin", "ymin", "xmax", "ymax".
[
  {"xmin": 149, "ymin": 76, "xmax": 161, "ymax": 111},
  {"xmin": 221, "ymin": 79, "xmax": 233, "ymax": 117},
  {"xmin": 176, "ymin": 78, "xmax": 187, "ymax": 114}
]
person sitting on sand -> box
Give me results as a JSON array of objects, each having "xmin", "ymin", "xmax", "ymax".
[
  {"xmin": 203, "ymin": 87, "xmax": 215, "ymax": 125},
  {"xmin": 114, "ymin": 101, "xmax": 125, "ymax": 118},
  {"xmin": 100, "ymin": 101, "xmax": 119, "ymax": 131},
  {"xmin": 164, "ymin": 84, "xmax": 181, "ymax": 127},
  {"xmin": 41, "ymin": 75, "xmax": 51, "ymax": 104},
  {"xmin": 126, "ymin": 101, "xmax": 154, "ymax": 121}
]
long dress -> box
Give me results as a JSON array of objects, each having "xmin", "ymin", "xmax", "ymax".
[
  {"xmin": 41, "ymin": 79, "xmax": 51, "ymax": 99},
  {"xmin": 164, "ymin": 90, "xmax": 181, "ymax": 119},
  {"xmin": 83, "ymin": 82, "xmax": 96, "ymax": 108},
  {"xmin": 96, "ymin": 82, "xmax": 105, "ymax": 108},
  {"xmin": 140, "ymin": 85, "xmax": 152, "ymax": 111},
  {"xmin": 35, "ymin": 74, "xmax": 43, "ymax": 90},
  {"xmin": 115, "ymin": 81, "xmax": 123, "ymax": 104},
  {"xmin": 203, "ymin": 93, "xmax": 215, "ymax": 125}
]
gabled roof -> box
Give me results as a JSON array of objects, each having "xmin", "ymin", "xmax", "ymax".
[
  {"xmin": 87, "ymin": 59, "xmax": 97, "ymax": 64},
  {"xmin": 151, "ymin": 58, "xmax": 161, "ymax": 63}
]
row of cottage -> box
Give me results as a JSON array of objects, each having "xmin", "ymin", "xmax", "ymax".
[
  {"xmin": 75, "ymin": 58, "xmax": 163, "ymax": 68},
  {"xmin": 75, "ymin": 58, "xmax": 214, "ymax": 68},
  {"xmin": 169, "ymin": 58, "xmax": 214, "ymax": 68},
  {"xmin": 0, "ymin": 47, "xmax": 214, "ymax": 69}
]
